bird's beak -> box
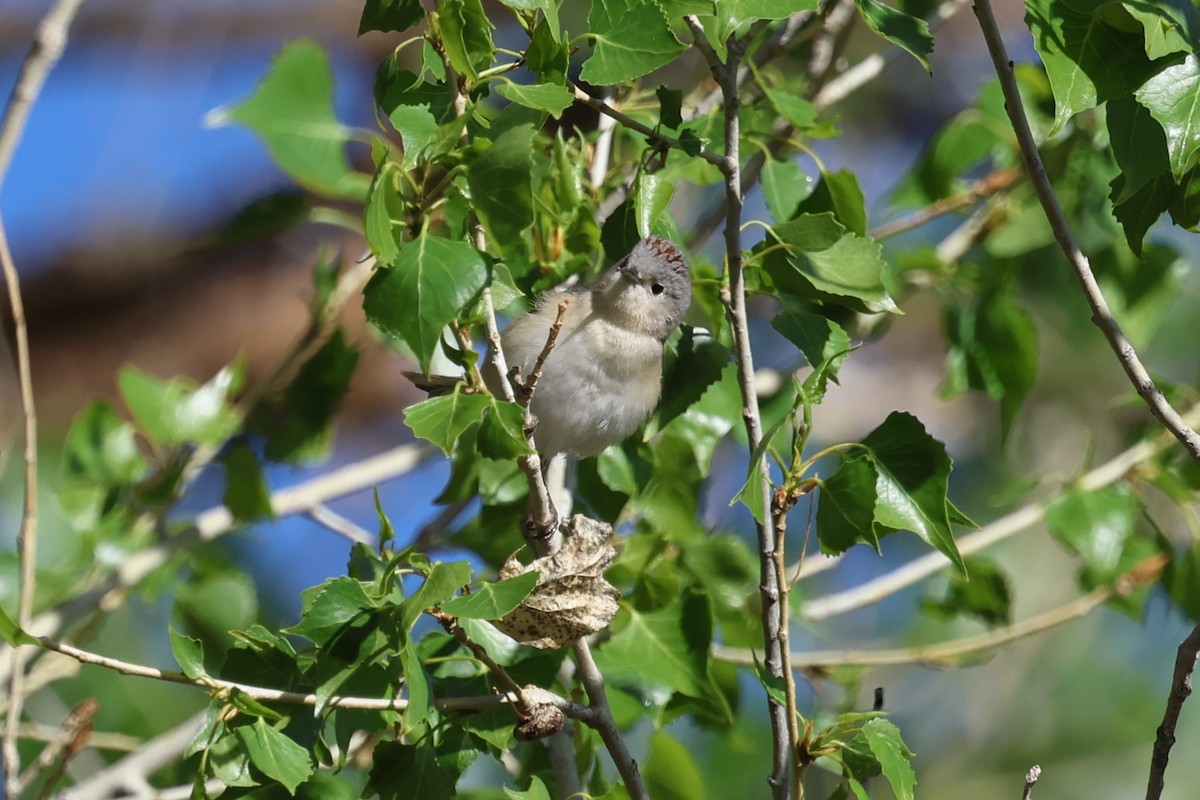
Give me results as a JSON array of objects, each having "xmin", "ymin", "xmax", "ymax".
[{"xmin": 616, "ymin": 259, "xmax": 642, "ymax": 284}]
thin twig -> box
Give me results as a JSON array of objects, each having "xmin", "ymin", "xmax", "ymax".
[
  {"xmin": 512, "ymin": 298, "xmax": 570, "ymax": 407},
  {"xmin": 720, "ymin": 553, "xmax": 1166, "ymax": 668},
  {"xmin": 1022, "ymin": 765, "xmax": 1042, "ymax": 800},
  {"xmin": 800, "ymin": 405, "xmax": 1200, "ymax": 621},
  {"xmin": 1145, "ymin": 622, "xmax": 1200, "ymax": 800},
  {"xmin": 868, "ymin": 168, "xmax": 1023, "ymax": 240},
  {"xmin": 974, "ymin": 0, "xmax": 1200, "ymax": 465},
  {"xmin": 573, "ymin": 640, "xmax": 649, "ymax": 800},
  {"xmin": 0, "ymin": 0, "xmax": 86, "ymax": 185},
  {"xmin": 570, "ymin": 84, "xmax": 725, "ymax": 168},
  {"xmin": 304, "ymin": 503, "xmax": 374, "ymax": 546},
  {"xmin": 13, "ymin": 698, "xmax": 97, "ymax": 797},
  {"xmin": 0, "ymin": 2, "xmax": 88, "ymax": 791},
  {"xmin": 430, "ymin": 611, "xmax": 533, "ymax": 718},
  {"xmin": 684, "ymin": 14, "xmax": 792, "ymax": 799}
]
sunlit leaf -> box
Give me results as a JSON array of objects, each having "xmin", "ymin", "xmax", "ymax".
[
  {"xmin": 218, "ymin": 41, "xmax": 368, "ymax": 199},
  {"xmin": 440, "ymin": 571, "xmax": 540, "ymax": 619},
  {"xmin": 581, "ymin": 0, "xmax": 687, "ymax": 85},
  {"xmin": 363, "ymin": 234, "xmax": 488, "ymax": 373},
  {"xmin": 233, "ymin": 718, "xmax": 314, "ymax": 794}
]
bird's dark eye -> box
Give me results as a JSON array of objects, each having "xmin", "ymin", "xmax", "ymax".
[{"xmin": 651, "ymin": 283, "xmax": 665, "ymax": 295}]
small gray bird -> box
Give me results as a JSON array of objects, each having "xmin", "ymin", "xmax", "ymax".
[{"xmin": 496, "ymin": 236, "xmax": 691, "ymax": 458}]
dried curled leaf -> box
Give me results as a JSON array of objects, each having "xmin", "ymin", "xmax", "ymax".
[
  {"xmin": 493, "ymin": 515, "xmax": 620, "ymax": 649},
  {"xmin": 514, "ymin": 697, "xmax": 566, "ymax": 741}
]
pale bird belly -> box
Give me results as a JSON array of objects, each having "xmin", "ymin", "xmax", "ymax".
[{"xmin": 529, "ymin": 327, "xmax": 662, "ymax": 457}]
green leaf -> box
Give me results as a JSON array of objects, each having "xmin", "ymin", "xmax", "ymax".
[
  {"xmin": 795, "ymin": 170, "xmax": 867, "ymax": 236},
  {"xmin": 854, "ymin": 0, "xmax": 933, "ymax": 71},
  {"xmin": 763, "ymin": 86, "xmax": 818, "ymax": 129},
  {"xmin": 760, "ymin": 214, "xmax": 897, "ymax": 313},
  {"xmin": 467, "ymin": 124, "xmax": 535, "ymax": 250},
  {"xmin": 861, "ymin": 719, "xmax": 916, "ymax": 800},
  {"xmin": 284, "ymin": 577, "xmax": 376, "ymax": 646},
  {"xmin": 359, "ymin": 0, "xmax": 425, "ymax": 35},
  {"xmin": 734, "ymin": 0, "xmax": 817, "ymax": 21},
  {"xmin": 942, "ymin": 285, "xmax": 1039, "ymax": 440},
  {"xmin": 635, "ymin": 172, "xmax": 676, "ymax": 238},
  {"xmin": 233, "ymin": 718, "xmax": 314, "ymax": 794},
  {"xmin": 760, "ymin": 155, "xmax": 812, "ymax": 223},
  {"xmin": 0, "ymin": 605, "xmax": 39, "ymax": 647},
  {"xmin": 643, "ymin": 730, "xmax": 708, "ymax": 800},
  {"xmin": 222, "ymin": 444, "xmax": 273, "ymax": 523},
  {"xmin": 401, "ymin": 561, "xmax": 475, "ymax": 633},
  {"xmin": 496, "ymin": 82, "xmax": 574, "ymax": 118},
  {"xmin": 1025, "ymin": 0, "xmax": 1159, "ymax": 131},
  {"xmin": 62, "ymin": 401, "xmax": 146, "ymax": 485},
  {"xmin": 364, "ymin": 157, "xmax": 405, "ymax": 265},
  {"xmin": 1107, "ymin": 95, "xmax": 1170, "ymax": 200},
  {"xmin": 504, "ymin": 776, "xmax": 552, "ymax": 800},
  {"xmin": 362, "ymin": 234, "xmax": 488, "ymax": 373},
  {"xmin": 404, "ymin": 390, "xmax": 492, "ymax": 455},
  {"xmin": 118, "ymin": 364, "xmax": 242, "ymax": 447},
  {"xmin": 1046, "ymin": 485, "xmax": 1140, "ymax": 584},
  {"xmin": 168, "ymin": 626, "xmax": 207, "ymax": 680},
  {"xmin": 657, "ymin": 85, "xmax": 683, "ymax": 129},
  {"xmin": 366, "ymin": 741, "xmax": 459, "ymax": 800},
  {"xmin": 476, "ymin": 398, "xmax": 535, "ymax": 459},
  {"xmin": 817, "ymin": 456, "xmax": 880, "ymax": 555},
  {"xmin": 863, "ymin": 412, "xmax": 964, "ymax": 572},
  {"xmin": 771, "ymin": 309, "xmax": 852, "ymax": 392},
  {"xmin": 1135, "ymin": 54, "xmax": 1200, "ymax": 180},
  {"xmin": 437, "ymin": 0, "xmax": 495, "ymax": 82},
  {"xmin": 1122, "ymin": 0, "xmax": 1197, "ymax": 59},
  {"xmin": 1163, "ymin": 539, "xmax": 1200, "ymax": 619},
  {"xmin": 921, "ymin": 556, "xmax": 1012, "ymax": 626},
  {"xmin": 1110, "ymin": 172, "xmax": 1173, "ymax": 256},
  {"xmin": 439, "ymin": 571, "xmax": 540, "ymax": 619},
  {"xmin": 217, "ymin": 41, "xmax": 367, "ymax": 199},
  {"xmin": 250, "ymin": 329, "xmax": 360, "ymax": 463},
  {"xmin": 594, "ymin": 593, "xmax": 712, "ymax": 698},
  {"xmin": 581, "ymin": 0, "xmax": 688, "ymax": 85}
]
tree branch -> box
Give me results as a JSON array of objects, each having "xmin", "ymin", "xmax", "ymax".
[
  {"xmin": 973, "ymin": 0, "xmax": 1200, "ymax": 465},
  {"xmin": 684, "ymin": 13, "xmax": 792, "ymax": 799},
  {"xmin": 1145, "ymin": 621, "xmax": 1200, "ymax": 800},
  {"xmin": 573, "ymin": 640, "xmax": 649, "ymax": 800}
]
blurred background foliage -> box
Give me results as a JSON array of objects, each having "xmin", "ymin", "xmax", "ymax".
[{"xmin": 0, "ymin": 0, "xmax": 1198, "ymax": 797}]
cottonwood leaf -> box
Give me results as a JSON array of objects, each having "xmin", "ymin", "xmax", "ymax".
[
  {"xmin": 1025, "ymin": 0, "xmax": 1159, "ymax": 131},
  {"xmin": 854, "ymin": 0, "xmax": 933, "ymax": 72},
  {"xmin": 862, "ymin": 719, "xmax": 916, "ymax": 800},
  {"xmin": 1135, "ymin": 54, "xmax": 1200, "ymax": 180},
  {"xmin": 0, "ymin": 606, "xmax": 39, "ymax": 648},
  {"xmin": 119, "ymin": 364, "xmax": 242, "ymax": 447},
  {"xmin": 594, "ymin": 592, "xmax": 712, "ymax": 698},
  {"xmin": 497, "ymin": 82, "xmax": 574, "ymax": 118},
  {"xmin": 644, "ymin": 730, "xmax": 708, "ymax": 800},
  {"xmin": 439, "ymin": 571, "xmax": 540, "ymax": 619},
  {"xmin": 168, "ymin": 626, "xmax": 207, "ymax": 680},
  {"xmin": 222, "ymin": 444, "xmax": 273, "ymax": 523},
  {"xmin": 234, "ymin": 719, "xmax": 314, "ymax": 794},
  {"xmin": 284, "ymin": 577, "xmax": 376, "ymax": 646},
  {"xmin": 404, "ymin": 390, "xmax": 492, "ymax": 455},
  {"xmin": 467, "ymin": 124, "xmax": 535, "ymax": 250},
  {"xmin": 437, "ymin": 0, "xmax": 495, "ymax": 82},
  {"xmin": 359, "ymin": 0, "xmax": 424, "ymax": 35},
  {"xmin": 362, "ymin": 234, "xmax": 488, "ymax": 374},
  {"xmin": 581, "ymin": 0, "xmax": 687, "ymax": 85},
  {"xmin": 217, "ymin": 41, "xmax": 367, "ymax": 199}
]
